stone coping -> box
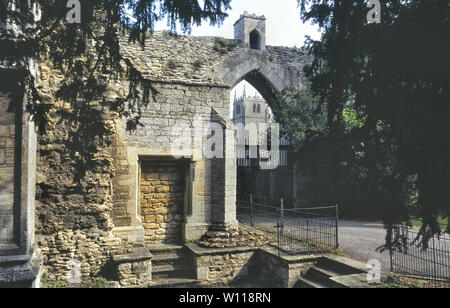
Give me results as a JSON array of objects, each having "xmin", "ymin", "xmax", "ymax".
[
  {"xmin": 185, "ymin": 244, "xmax": 327, "ymax": 264},
  {"xmin": 112, "ymin": 248, "xmax": 152, "ymax": 264},
  {"xmin": 185, "ymin": 244, "xmax": 259, "ymax": 256},
  {"xmin": 257, "ymin": 247, "xmax": 324, "ymax": 265}
]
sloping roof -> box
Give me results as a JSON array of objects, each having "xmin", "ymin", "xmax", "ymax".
[{"xmin": 119, "ymin": 31, "xmax": 240, "ymax": 86}]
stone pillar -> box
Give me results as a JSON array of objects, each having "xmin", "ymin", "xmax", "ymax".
[
  {"xmin": 0, "ymin": 71, "xmax": 41, "ymax": 287},
  {"xmin": 223, "ymin": 124, "xmax": 238, "ymax": 228},
  {"xmin": 209, "ymin": 109, "xmax": 238, "ymax": 231}
]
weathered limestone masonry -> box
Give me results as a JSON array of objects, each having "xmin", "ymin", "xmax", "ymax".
[
  {"xmin": 113, "ymin": 15, "xmax": 311, "ymax": 244},
  {"xmin": 139, "ymin": 160, "xmax": 185, "ymax": 243},
  {"xmin": 111, "ymin": 248, "xmax": 152, "ymax": 287},
  {"xmin": 34, "ymin": 60, "xmax": 134, "ymax": 282},
  {"xmin": 112, "ymin": 33, "xmax": 239, "ymax": 243},
  {"xmin": 1, "ymin": 12, "xmax": 312, "ymax": 286},
  {"xmin": 187, "ymin": 244, "xmax": 321, "ymax": 288},
  {"xmin": 255, "ymin": 249, "xmax": 319, "ymax": 288},
  {"xmin": 190, "ymin": 245, "xmax": 257, "ymax": 286}
]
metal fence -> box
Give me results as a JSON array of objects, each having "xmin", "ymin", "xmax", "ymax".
[
  {"xmin": 236, "ymin": 194, "xmax": 339, "ymax": 255},
  {"xmin": 390, "ymin": 226, "xmax": 450, "ymax": 283}
]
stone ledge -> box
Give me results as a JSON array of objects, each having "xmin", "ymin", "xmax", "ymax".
[
  {"xmin": 186, "ymin": 243, "xmax": 258, "ymax": 256},
  {"xmin": 258, "ymin": 248, "xmax": 324, "ymax": 265},
  {"xmin": 112, "ymin": 248, "xmax": 152, "ymax": 264}
]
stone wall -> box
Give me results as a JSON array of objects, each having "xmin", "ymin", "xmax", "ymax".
[
  {"xmin": 0, "ymin": 92, "xmax": 16, "ymax": 245},
  {"xmin": 112, "ymin": 248, "xmax": 152, "ymax": 287},
  {"xmin": 140, "ymin": 160, "xmax": 185, "ymax": 244},
  {"xmin": 188, "ymin": 245, "xmax": 257, "ymax": 286},
  {"xmin": 254, "ymin": 249, "xmax": 319, "ymax": 288},
  {"xmin": 34, "ymin": 61, "xmax": 133, "ymax": 281},
  {"xmin": 111, "ymin": 80, "xmax": 237, "ymax": 242},
  {"xmin": 188, "ymin": 244, "xmax": 319, "ymax": 288},
  {"xmin": 24, "ymin": 26, "xmax": 310, "ymax": 283}
]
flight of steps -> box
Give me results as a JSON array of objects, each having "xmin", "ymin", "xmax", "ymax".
[
  {"xmin": 296, "ymin": 257, "xmax": 366, "ymax": 288},
  {"xmin": 146, "ymin": 244, "xmax": 198, "ymax": 288}
]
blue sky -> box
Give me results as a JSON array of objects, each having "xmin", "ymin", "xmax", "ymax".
[{"xmin": 153, "ymin": 0, "xmax": 322, "ymax": 116}]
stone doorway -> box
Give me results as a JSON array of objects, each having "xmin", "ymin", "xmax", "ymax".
[{"xmin": 139, "ymin": 158, "xmax": 188, "ymax": 244}]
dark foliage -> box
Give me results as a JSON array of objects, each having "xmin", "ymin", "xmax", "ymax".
[{"xmin": 295, "ymin": 0, "xmax": 449, "ymax": 248}]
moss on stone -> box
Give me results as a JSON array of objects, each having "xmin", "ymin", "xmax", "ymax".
[{"xmin": 214, "ymin": 37, "xmax": 238, "ymax": 54}]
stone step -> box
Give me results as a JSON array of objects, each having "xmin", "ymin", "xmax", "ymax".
[
  {"xmin": 146, "ymin": 244, "xmax": 185, "ymax": 254},
  {"xmin": 152, "ymin": 263, "xmax": 195, "ymax": 280},
  {"xmin": 152, "ymin": 253, "xmax": 193, "ymax": 268},
  {"xmin": 307, "ymin": 266, "xmax": 340, "ymax": 280},
  {"xmin": 295, "ymin": 277, "xmax": 327, "ymax": 289},
  {"xmin": 152, "ymin": 251, "xmax": 184, "ymax": 262},
  {"xmin": 147, "ymin": 278, "xmax": 198, "ymax": 288},
  {"xmin": 304, "ymin": 266, "xmax": 345, "ymax": 288},
  {"xmin": 317, "ymin": 257, "xmax": 366, "ymax": 276}
]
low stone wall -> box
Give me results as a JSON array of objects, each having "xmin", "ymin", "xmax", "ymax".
[
  {"xmin": 187, "ymin": 244, "xmax": 320, "ymax": 288},
  {"xmin": 255, "ymin": 249, "xmax": 320, "ymax": 288},
  {"xmin": 187, "ymin": 244, "xmax": 258, "ymax": 286},
  {"xmin": 112, "ymin": 248, "xmax": 152, "ymax": 287},
  {"xmin": 37, "ymin": 229, "xmax": 132, "ymax": 282}
]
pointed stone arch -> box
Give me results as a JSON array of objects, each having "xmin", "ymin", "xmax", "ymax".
[
  {"xmin": 215, "ymin": 48, "xmax": 309, "ymax": 112},
  {"xmin": 249, "ymin": 29, "xmax": 262, "ymax": 50}
]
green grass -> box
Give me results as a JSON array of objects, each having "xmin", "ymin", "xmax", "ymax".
[
  {"xmin": 409, "ymin": 216, "xmax": 448, "ymax": 228},
  {"xmin": 332, "ymin": 245, "xmax": 345, "ymax": 256},
  {"xmin": 185, "ymin": 239, "xmax": 199, "ymax": 245}
]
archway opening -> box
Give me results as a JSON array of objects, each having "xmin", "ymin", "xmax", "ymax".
[
  {"xmin": 249, "ymin": 29, "xmax": 262, "ymax": 50},
  {"xmin": 230, "ymin": 76, "xmax": 293, "ymax": 209}
]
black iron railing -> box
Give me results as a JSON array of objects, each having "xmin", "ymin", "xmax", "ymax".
[
  {"xmin": 390, "ymin": 225, "xmax": 450, "ymax": 284},
  {"xmin": 236, "ymin": 194, "xmax": 339, "ymax": 255}
]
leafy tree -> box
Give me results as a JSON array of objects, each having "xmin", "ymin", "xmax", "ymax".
[
  {"xmin": 0, "ymin": 0, "xmax": 231, "ymax": 178},
  {"xmin": 273, "ymin": 89, "xmax": 327, "ymax": 149},
  {"xmin": 295, "ymin": 0, "xmax": 449, "ymax": 247}
]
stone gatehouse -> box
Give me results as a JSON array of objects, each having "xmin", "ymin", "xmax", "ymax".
[{"xmin": 0, "ymin": 11, "xmax": 311, "ymax": 287}]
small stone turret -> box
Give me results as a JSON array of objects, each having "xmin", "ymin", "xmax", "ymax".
[{"xmin": 234, "ymin": 11, "xmax": 266, "ymax": 51}]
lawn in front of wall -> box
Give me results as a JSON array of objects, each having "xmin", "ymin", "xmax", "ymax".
[{"xmin": 409, "ymin": 216, "xmax": 448, "ymax": 229}]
